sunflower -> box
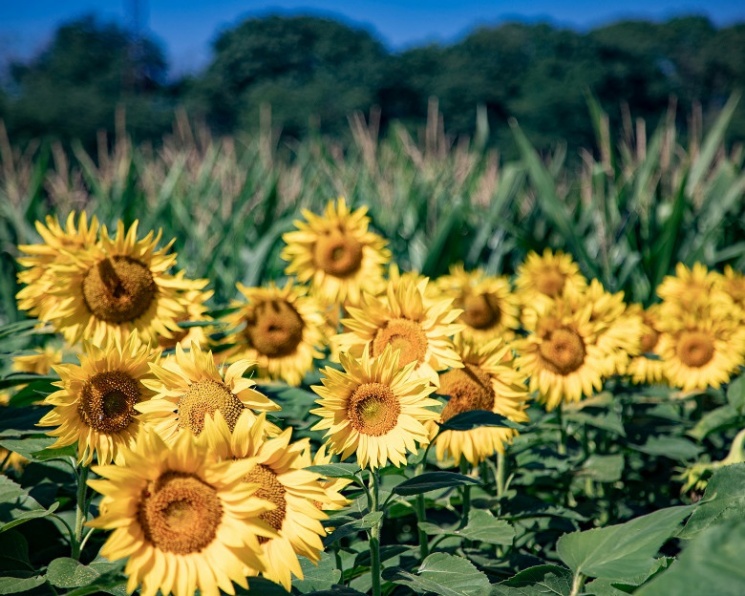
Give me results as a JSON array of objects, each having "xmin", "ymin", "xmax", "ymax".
[
  {"xmin": 514, "ymin": 248, "xmax": 587, "ymax": 303},
  {"xmin": 434, "ymin": 337, "xmax": 529, "ymax": 466},
  {"xmin": 205, "ymin": 411, "xmax": 333, "ymax": 591},
  {"xmin": 435, "ymin": 264, "xmax": 520, "ymax": 344},
  {"xmin": 625, "ymin": 304, "xmax": 668, "ymax": 385},
  {"xmin": 281, "ymin": 197, "xmax": 391, "ymax": 306},
  {"xmin": 16, "ymin": 211, "xmax": 99, "ymax": 320},
  {"xmin": 137, "ymin": 342, "xmax": 279, "ymax": 445},
  {"xmin": 87, "ymin": 425, "xmax": 276, "ymax": 596},
  {"xmin": 333, "ymin": 276, "xmax": 463, "ymax": 385},
  {"xmin": 657, "ymin": 317, "xmax": 745, "ymax": 392},
  {"xmin": 311, "ymin": 345, "xmax": 440, "ymax": 469},
  {"xmin": 297, "ymin": 443, "xmax": 352, "ymax": 512},
  {"xmin": 38, "ymin": 334, "xmax": 159, "ymax": 465},
  {"xmin": 657, "ymin": 262, "xmax": 727, "ymax": 319},
  {"xmin": 514, "ymin": 297, "xmax": 612, "ymax": 411},
  {"xmin": 45, "ymin": 220, "xmax": 200, "ymax": 345},
  {"xmin": 220, "ymin": 281, "xmax": 329, "ymax": 386},
  {"xmin": 10, "ymin": 345, "xmax": 64, "ymax": 375},
  {"xmin": 718, "ymin": 265, "xmax": 745, "ymax": 323}
]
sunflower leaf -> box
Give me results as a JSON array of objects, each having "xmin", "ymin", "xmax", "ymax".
[
  {"xmin": 305, "ymin": 464, "xmax": 361, "ymax": 479},
  {"xmin": 387, "ymin": 552, "xmax": 491, "ymax": 595},
  {"xmin": 392, "ymin": 472, "xmax": 479, "ymax": 496},
  {"xmin": 437, "ymin": 410, "xmax": 524, "ymax": 432},
  {"xmin": 680, "ymin": 463, "xmax": 745, "ymax": 539},
  {"xmin": 46, "ymin": 558, "xmax": 101, "ymax": 589}
]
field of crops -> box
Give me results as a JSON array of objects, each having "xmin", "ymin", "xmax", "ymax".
[{"xmin": 1, "ymin": 96, "xmax": 745, "ymax": 596}]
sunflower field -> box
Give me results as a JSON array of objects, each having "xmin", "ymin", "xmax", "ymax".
[{"xmin": 1, "ymin": 95, "xmax": 745, "ymax": 596}]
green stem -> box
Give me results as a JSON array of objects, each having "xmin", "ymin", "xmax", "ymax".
[
  {"xmin": 496, "ymin": 451, "xmax": 507, "ymax": 499},
  {"xmin": 557, "ymin": 404, "xmax": 567, "ymax": 456},
  {"xmin": 459, "ymin": 460, "xmax": 471, "ymax": 527},
  {"xmin": 368, "ymin": 471, "xmax": 382, "ymax": 596},
  {"xmin": 413, "ymin": 461, "xmax": 429, "ymax": 559},
  {"xmin": 71, "ymin": 463, "xmax": 90, "ymax": 560},
  {"xmin": 570, "ymin": 572, "xmax": 586, "ymax": 596}
]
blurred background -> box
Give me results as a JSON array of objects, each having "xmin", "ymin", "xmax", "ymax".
[{"xmin": 1, "ymin": 1, "xmax": 744, "ymax": 154}]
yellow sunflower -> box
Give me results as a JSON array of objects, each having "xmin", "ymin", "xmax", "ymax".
[
  {"xmin": 657, "ymin": 317, "xmax": 745, "ymax": 392},
  {"xmin": 514, "ymin": 297, "xmax": 612, "ymax": 411},
  {"xmin": 625, "ymin": 304, "xmax": 668, "ymax": 385},
  {"xmin": 45, "ymin": 220, "xmax": 200, "ymax": 345},
  {"xmin": 657, "ymin": 262, "xmax": 727, "ymax": 319},
  {"xmin": 311, "ymin": 345, "xmax": 440, "ymax": 469},
  {"xmin": 16, "ymin": 211, "xmax": 99, "ymax": 320},
  {"xmin": 87, "ymin": 425, "xmax": 276, "ymax": 596},
  {"xmin": 718, "ymin": 265, "xmax": 745, "ymax": 323},
  {"xmin": 333, "ymin": 276, "xmax": 463, "ymax": 385},
  {"xmin": 514, "ymin": 248, "xmax": 587, "ymax": 303},
  {"xmin": 38, "ymin": 333, "xmax": 159, "ymax": 465},
  {"xmin": 435, "ymin": 264, "xmax": 520, "ymax": 344},
  {"xmin": 205, "ymin": 412, "xmax": 333, "ymax": 591},
  {"xmin": 10, "ymin": 345, "xmax": 64, "ymax": 375},
  {"xmin": 281, "ymin": 197, "xmax": 391, "ymax": 306},
  {"xmin": 434, "ymin": 337, "xmax": 529, "ymax": 466},
  {"xmin": 137, "ymin": 342, "xmax": 279, "ymax": 445},
  {"xmin": 220, "ymin": 281, "xmax": 329, "ymax": 386},
  {"xmin": 297, "ymin": 443, "xmax": 353, "ymax": 512}
]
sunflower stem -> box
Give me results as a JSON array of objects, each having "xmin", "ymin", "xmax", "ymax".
[
  {"xmin": 414, "ymin": 462, "xmax": 429, "ymax": 560},
  {"xmin": 557, "ymin": 404, "xmax": 567, "ymax": 456},
  {"xmin": 459, "ymin": 460, "xmax": 471, "ymax": 528},
  {"xmin": 368, "ymin": 470, "xmax": 382, "ymax": 596},
  {"xmin": 71, "ymin": 463, "xmax": 90, "ymax": 560},
  {"xmin": 496, "ymin": 450, "xmax": 507, "ymax": 499}
]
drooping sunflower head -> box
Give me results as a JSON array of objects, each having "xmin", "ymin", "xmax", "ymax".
[
  {"xmin": 280, "ymin": 197, "xmax": 391, "ymax": 306},
  {"xmin": 334, "ymin": 276, "xmax": 463, "ymax": 384},
  {"xmin": 434, "ymin": 337, "xmax": 529, "ymax": 465},
  {"xmin": 38, "ymin": 333, "xmax": 159, "ymax": 465},
  {"xmin": 87, "ymin": 424, "xmax": 277, "ymax": 596},
  {"xmin": 16, "ymin": 211, "xmax": 100, "ymax": 320},
  {"xmin": 514, "ymin": 298, "xmax": 609, "ymax": 410},
  {"xmin": 138, "ymin": 341, "xmax": 279, "ymax": 444},
  {"xmin": 204, "ymin": 411, "xmax": 333, "ymax": 591},
  {"xmin": 221, "ymin": 281, "xmax": 329, "ymax": 386},
  {"xmin": 312, "ymin": 345, "xmax": 441, "ymax": 469},
  {"xmin": 44, "ymin": 220, "xmax": 201, "ymax": 346},
  {"xmin": 658, "ymin": 318, "xmax": 745, "ymax": 393},
  {"xmin": 436, "ymin": 264, "xmax": 520, "ymax": 342}
]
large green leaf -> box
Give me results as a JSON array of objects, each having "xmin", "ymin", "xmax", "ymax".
[
  {"xmin": 419, "ymin": 509, "xmax": 514, "ymax": 546},
  {"xmin": 392, "ymin": 472, "xmax": 479, "ymax": 496},
  {"xmin": 292, "ymin": 552, "xmax": 342, "ymax": 593},
  {"xmin": 637, "ymin": 521, "xmax": 745, "ymax": 596},
  {"xmin": 680, "ymin": 463, "xmax": 745, "ymax": 538},
  {"xmin": 388, "ymin": 552, "xmax": 491, "ymax": 596},
  {"xmin": 46, "ymin": 558, "xmax": 101, "ymax": 589},
  {"xmin": 0, "ymin": 575, "xmax": 47, "ymax": 594},
  {"xmin": 556, "ymin": 506, "xmax": 691, "ymax": 582},
  {"xmin": 437, "ymin": 410, "xmax": 524, "ymax": 432},
  {"xmin": 494, "ymin": 565, "xmax": 573, "ymax": 595}
]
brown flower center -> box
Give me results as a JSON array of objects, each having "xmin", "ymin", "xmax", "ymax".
[
  {"xmin": 677, "ymin": 330, "xmax": 715, "ymax": 368},
  {"xmin": 347, "ymin": 382, "xmax": 400, "ymax": 436},
  {"xmin": 640, "ymin": 327, "xmax": 660, "ymax": 354},
  {"xmin": 138, "ymin": 472, "xmax": 222, "ymax": 555},
  {"xmin": 539, "ymin": 327, "xmax": 586, "ymax": 375},
  {"xmin": 439, "ymin": 364, "xmax": 495, "ymax": 422},
  {"xmin": 243, "ymin": 299, "xmax": 304, "ymax": 357},
  {"xmin": 313, "ymin": 230, "xmax": 363, "ymax": 277},
  {"xmin": 535, "ymin": 267, "xmax": 566, "ymax": 297},
  {"xmin": 460, "ymin": 292, "xmax": 501, "ymax": 330},
  {"xmin": 372, "ymin": 318, "xmax": 428, "ymax": 367},
  {"xmin": 178, "ymin": 379, "xmax": 245, "ymax": 435},
  {"xmin": 244, "ymin": 463, "xmax": 287, "ymax": 543},
  {"xmin": 82, "ymin": 256, "xmax": 156, "ymax": 323},
  {"xmin": 78, "ymin": 371, "xmax": 140, "ymax": 433}
]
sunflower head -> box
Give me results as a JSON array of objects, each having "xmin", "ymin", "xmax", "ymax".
[
  {"xmin": 515, "ymin": 248, "xmax": 587, "ymax": 302},
  {"xmin": 281, "ymin": 197, "xmax": 391, "ymax": 305}
]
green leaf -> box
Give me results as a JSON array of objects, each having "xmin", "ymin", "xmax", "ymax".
[
  {"xmin": 578, "ymin": 455, "xmax": 624, "ymax": 483},
  {"xmin": 557, "ymin": 506, "xmax": 692, "ymax": 582},
  {"xmin": 494, "ymin": 564, "xmax": 573, "ymax": 595},
  {"xmin": 0, "ymin": 575, "xmax": 47, "ymax": 594},
  {"xmin": 305, "ymin": 464, "xmax": 360, "ymax": 479},
  {"xmin": 0, "ymin": 375, "xmax": 58, "ymax": 390},
  {"xmin": 46, "ymin": 558, "xmax": 101, "ymax": 588},
  {"xmin": 292, "ymin": 552, "xmax": 342, "ymax": 592},
  {"xmin": 419, "ymin": 510, "xmax": 514, "ymax": 546},
  {"xmin": 438, "ymin": 410, "xmax": 524, "ymax": 432},
  {"xmin": 0, "ymin": 475, "xmax": 60, "ymax": 533},
  {"xmin": 632, "ymin": 436, "xmax": 702, "ymax": 461},
  {"xmin": 389, "ymin": 552, "xmax": 491, "ymax": 596},
  {"xmin": 637, "ymin": 521, "xmax": 745, "ymax": 596},
  {"xmin": 726, "ymin": 374, "xmax": 745, "ymax": 413},
  {"xmin": 358, "ymin": 511, "xmax": 383, "ymax": 529},
  {"xmin": 688, "ymin": 405, "xmax": 741, "ymax": 441},
  {"xmin": 0, "ymin": 320, "xmax": 40, "ymax": 340},
  {"xmin": 0, "ymin": 531, "xmax": 32, "ymax": 573},
  {"xmin": 392, "ymin": 472, "xmax": 479, "ymax": 496},
  {"xmin": 681, "ymin": 463, "xmax": 745, "ymax": 538},
  {"xmin": 8, "ymin": 379, "xmax": 58, "ymax": 407},
  {"xmin": 0, "ymin": 406, "xmax": 51, "ymax": 437},
  {"xmin": 0, "ymin": 437, "xmax": 56, "ymax": 460},
  {"xmin": 236, "ymin": 577, "xmax": 291, "ymax": 595}
]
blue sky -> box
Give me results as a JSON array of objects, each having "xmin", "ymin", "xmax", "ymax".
[{"xmin": 1, "ymin": 1, "xmax": 744, "ymax": 74}]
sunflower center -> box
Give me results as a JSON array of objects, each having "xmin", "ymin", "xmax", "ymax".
[
  {"xmin": 82, "ymin": 256, "xmax": 156, "ymax": 323},
  {"xmin": 244, "ymin": 300, "xmax": 304, "ymax": 357},
  {"xmin": 313, "ymin": 230, "xmax": 363, "ymax": 277},
  {"xmin": 138, "ymin": 472, "xmax": 222, "ymax": 555},
  {"xmin": 178, "ymin": 379, "xmax": 245, "ymax": 435},
  {"xmin": 439, "ymin": 364, "xmax": 495, "ymax": 422},
  {"xmin": 535, "ymin": 267, "xmax": 565, "ymax": 297},
  {"xmin": 371, "ymin": 318, "xmax": 428, "ymax": 367},
  {"xmin": 461, "ymin": 292, "xmax": 501, "ymax": 330},
  {"xmin": 640, "ymin": 328, "xmax": 660, "ymax": 354},
  {"xmin": 539, "ymin": 327, "xmax": 586, "ymax": 375},
  {"xmin": 244, "ymin": 463, "xmax": 287, "ymax": 543},
  {"xmin": 78, "ymin": 371, "xmax": 140, "ymax": 433},
  {"xmin": 677, "ymin": 330, "xmax": 715, "ymax": 368},
  {"xmin": 348, "ymin": 382, "xmax": 400, "ymax": 436}
]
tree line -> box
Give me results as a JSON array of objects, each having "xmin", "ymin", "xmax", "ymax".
[{"xmin": 1, "ymin": 14, "xmax": 743, "ymax": 154}]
